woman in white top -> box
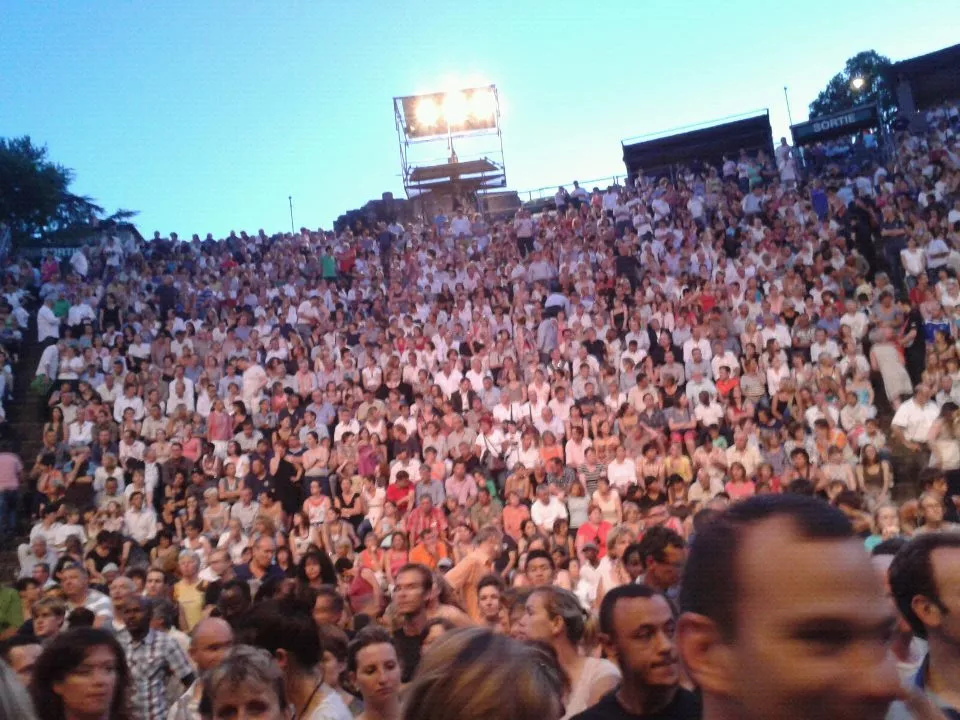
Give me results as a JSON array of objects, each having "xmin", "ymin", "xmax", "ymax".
[
  {"xmin": 517, "ymin": 586, "xmax": 620, "ymax": 720},
  {"xmin": 605, "ymin": 445, "xmax": 637, "ymax": 494}
]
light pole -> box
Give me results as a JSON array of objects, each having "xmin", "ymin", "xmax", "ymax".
[
  {"xmin": 783, "ymin": 86, "xmax": 794, "ymax": 127},
  {"xmin": 288, "ymin": 196, "xmax": 294, "ymax": 234}
]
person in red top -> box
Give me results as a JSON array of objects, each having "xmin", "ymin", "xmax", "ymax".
[
  {"xmin": 405, "ymin": 495, "xmax": 447, "ymax": 542},
  {"xmin": 385, "ymin": 471, "xmax": 415, "ymax": 517},
  {"xmin": 576, "ymin": 504, "xmax": 612, "ymax": 559}
]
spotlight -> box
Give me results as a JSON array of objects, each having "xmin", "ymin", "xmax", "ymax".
[
  {"xmin": 467, "ymin": 88, "xmax": 495, "ymax": 120},
  {"xmin": 416, "ymin": 99, "xmax": 441, "ymax": 127},
  {"xmin": 850, "ymin": 76, "xmax": 865, "ymax": 91},
  {"xmin": 443, "ymin": 91, "xmax": 468, "ymax": 126}
]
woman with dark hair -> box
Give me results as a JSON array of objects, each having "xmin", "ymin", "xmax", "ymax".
[
  {"xmin": 31, "ymin": 627, "xmax": 133, "ymax": 720},
  {"xmin": 298, "ymin": 548, "xmax": 338, "ymax": 588}
]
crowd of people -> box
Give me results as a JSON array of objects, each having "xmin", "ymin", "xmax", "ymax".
[{"xmin": 0, "ymin": 99, "xmax": 958, "ymax": 719}]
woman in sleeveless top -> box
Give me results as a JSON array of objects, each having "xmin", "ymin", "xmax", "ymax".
[
  {"xmin": 856, "ymin": 444, "xmax": 892, "ymax": 509},
  {"xmin": 518, "ymin": 586, "xmax": 620, "ymax": 720}
]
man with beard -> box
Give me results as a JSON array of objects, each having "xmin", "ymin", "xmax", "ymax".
[
  {"xmin": 676, "ymin": 494, "xmax": 906, "ymax": 720},
  {"xmin": 392, "ymin": 563, "xmax": 432, "ymax": 683},
  {"xmin": 572, "ymin": 584, "xmax": 699, "ymax": 720}
]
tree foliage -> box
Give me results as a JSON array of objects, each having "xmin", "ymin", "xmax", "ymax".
[
  {"xmin": 808, "ymin": 50, "xmax": 896, "ymax": 122},
  {"xmin": 0, "ymin": 136, "xmax": 136, "ymax": 248}
]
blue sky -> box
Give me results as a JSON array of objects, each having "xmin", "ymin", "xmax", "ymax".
[{"xmin": 2, "ymin": 1, "xmax": 959, "ymax": 237}]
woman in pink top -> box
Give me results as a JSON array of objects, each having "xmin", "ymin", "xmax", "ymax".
[
  {"xmin": 502, "ymin": 491, "xmax": 531, "ymax": 541},
  {"xmin": 725, "ymin": 461, "xmax": 756, "ymax": 500},
  {"xmin": 206, "ymin": 399, "xmax": 231, "ymax": 455}
]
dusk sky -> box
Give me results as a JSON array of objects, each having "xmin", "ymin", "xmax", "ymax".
[{"xmin": 3, "ymin": 1, "xmax": 959, "ymax": 237}]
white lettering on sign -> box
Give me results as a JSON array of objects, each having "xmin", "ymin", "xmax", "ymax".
[{"xmin": 811, "ymin": 114, "xmax": 858, "ymax": 133}]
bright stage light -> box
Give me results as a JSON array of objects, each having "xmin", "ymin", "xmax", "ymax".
[
  {"xmin": 416, "ymin": 99, "xmax": 441, "ymax": 127},
  {"xmin": 851, "ymin": 76, "xmax": 865, "ymax": 90},
  {"xmin": 443, "ymin": 91, "xmax": 468, "ymax": 126},
  {"xmin": 467, "ymin": 88, "xmax": 495, "ymax": 119}
]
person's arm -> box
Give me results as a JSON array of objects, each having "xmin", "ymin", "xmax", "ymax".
[{"xmin": 881, "ymin": 461, "xmax": 893, "ymax": 498}]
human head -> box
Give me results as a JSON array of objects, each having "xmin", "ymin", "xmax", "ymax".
[
  {"xmin": 477, "ymin": 575, "xmax": 504, "ymax": 624},
  {"xmin": 245, "ymin": 599, "xmax": 321, "ymax": 676},
  {"xmin": 394, "ymin": 564, "xmax": 433, "ymax": 618},
  {"xmin": 889, "ymin": 533, "xmax": 960, "ymax": 643},
  {"xmin": 0, "ymin": 635, "xmax": 42, "ymax": 687},
  {"xmin": 598, "ymin": 584, "xmax": 678, "ymax": 690},
  {"xmin": 346, "ymin": 625, "xmax": 401, "ymax": 707},
  {"xmin": 32, "ymin": 597, "xmax": 67, "ymax": 639},
  {"xmin": 311, "ymin": 585, "xmax": 345, "ymax": 628},
  {"xmin": 31, "ymin": 628, "xmax": 131, "ymax": 720},
  {"xmin": 59, "ymin": 563, "xmax": 89, "ymax": 603},
  {"xmin": 401, "ymin": 628, "xmax": 565, "ymax": 720},
  {"xmin": 519, "ymin": 586, "xmax": 585, "ymax": 648},
  {"xmin": 636, "ymin": 526, "xmax": 686, "ymax": 592},
  {"xmin": 121, "ymin": 595, "xmax": 153, "ymax": 641},
  {"xmin": 199, "ymin": 645, "xmax": 288, "ymax": 720},
  {"xmin": 524, "ymin": 549, "xmax": 556, "ymax": 587},
  {"xmin": 190, "ymin": 617, "xmax": 235, "ymax": 673},
  {"xmin": 677, "ymin": 494, "xmax": 901, "ymax": 720}
]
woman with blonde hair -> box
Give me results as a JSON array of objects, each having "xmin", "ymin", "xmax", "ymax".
[
  {"xmin": 516, "ymin": 586, "xmax": 620, "ymax": 719},
  {"xmin": 402, "ymin": 627, "xmax": 566, "ymax": 720}
]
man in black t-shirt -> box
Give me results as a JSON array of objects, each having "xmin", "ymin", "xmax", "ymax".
[
  {"xmin": 571, "ymin": 584, "xmax": 699, "ymax": 720},
  {"xmin": 392, "ymin": 563, "xmax": 432, "ymax": 683}
]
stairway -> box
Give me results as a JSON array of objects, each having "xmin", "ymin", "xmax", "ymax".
[{"xmin": 0, "ymin": 304, "xmax": 46, "ymax": 579}]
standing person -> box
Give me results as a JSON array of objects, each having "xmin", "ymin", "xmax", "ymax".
[
  {"xmin": 347, "ymin": 626, "xmax": 402, "ymax": 720},
  {"xmin": 245, "ymin": 598, "xmax": 352, "ymax": 720},
  {"xmin": 571, "ymin": 584, "xmax": 700, "ymax": 720},
  {"xmin": 391, "ymin": 563, "xmax": 432, "ymax": 684},
  {"xmin": 444, "ymin": 526, "xmax": 502, "ymax": 621},
  {"xmin": 378, "ymin": 222, "xmax": 394, "ymax": 282},
  {"xmin": 168, "ymin": 616, "xmax": 234, "ymax": 720},
  {"xmin": 117, "ymin": 596, "xmax": 194, "ymax": 720},
  {"xmin": 676, "ymin": 494, "xmax": 906, "ymax": 720},
  {"xmin": 517, "ymin": 586, "xmax": 621, "ymax": 719},
  {"xmin": 0, "ymin": 442, "xmax": 23, "ymax": 543},
  {"xmin": 888, "ymin": 534, "xmax": 960, "ymax": 719},
  {"xmin": 31, "ymin": 627, "xmax": 134, "ymax": 720}
]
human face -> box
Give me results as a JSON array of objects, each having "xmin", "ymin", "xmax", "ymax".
[
  {"xmin": 683, "ymin": 519, "xmax": 902, "ymax": 720},
  {"xmin": 209, "ymin": 681, "xmax": 286, "ymax": 720},
  {"xmin": 923, "ymin": 547, "xmax": 960, "ymax": 647},
  {"xmin": 34, "ymin": 609, "xmax": 64, "ymax": 638},
  {"xmin": 353, "ymin": 643, "xmax": 401, "ymax": 705},
  {"xmin": 145, "ymin": 571, "xmax": 167, "ymax": 597},
  {"xmin": 518, "ymin": 592, "xmax": 558, "ymax": 643},
  {"xmin": 526, "ymin": 557, "xmax": 554, "ymax": 587},
  {"xmin": 190, "ymin": 620, "xmax": 234, "ymax": 672},
  {"xmin": 6, "ymin": 643, "xmax": 41, "ymax": 686},
  {"xmin": 478, "ymin": 586, "xmax": 502, "ymax": 622},
  {"xmin": 647, "ymin": 546, "xmax": 686, "ymax": 591},
  {"xmin": 60, "ymin": 569, "xmax": 86, "ymax": 600},
  {"xmin": 53, "ymin": 645, "xmax": 119, "ymax": 720},
  {"xmin": 254, "ymin": 539, "xmax": 275, "ymax": 569},
  {"xmin": 606, "ymin": 594, "xmax": 679, "ymax": 686},
  {"xmin": 313, "ymin": 595, "xmax": 340, "ymax": 627},
  {"xmin": 122, "ymin": 598, "xmax": 151, "ymax": 639},
  {"xmin": 393, "ymin": 570, "xmax": 428, "ymax": 616}
]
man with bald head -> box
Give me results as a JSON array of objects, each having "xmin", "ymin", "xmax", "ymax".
[{"xmin": 168, "ymin": 616, "xmax": 235, "ymax": 720}]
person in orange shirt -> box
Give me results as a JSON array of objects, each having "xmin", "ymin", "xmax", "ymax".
[
  {"xmin": 409, "ymin": 527, "xmax": 450, "ymax": 571},
  {"xmin": 444, "ymin": 526, "xmax": 503, "ymax": 621}
]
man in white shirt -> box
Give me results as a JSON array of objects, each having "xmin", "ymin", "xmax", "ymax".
[
  {"xmin": 530, "ymin": 483, "xmax": 568, "ymax": 534},
  {"xmin": 37, "ymin": 297, "xmax": 60, "ymax": 344},
  {"xmin": 124, "ymin": 491, "xmax": 157, "ymax": 546},
  {"xmin": 114, "ymin": 384, "xmax": 145, "ymax": 423}
]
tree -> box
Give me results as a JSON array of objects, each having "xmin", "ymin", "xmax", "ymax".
[
  {"xmin": 0, "ymin": 136, "xmax": 136, "ymax": 249},
  {"xmin": 808, "ymin": 50, "xmax": 896, "ymax": 123}
]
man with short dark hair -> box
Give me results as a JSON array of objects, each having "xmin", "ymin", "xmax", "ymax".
[
  {"xmin": 0, "ymin": 635, "xmax": 41, "ymax": 686},
  {"xmin": 888, "ymin": 533, "xmax": 960, "ymax": 719},
  {"xmin": 61, "ymin": 562, "xmax": 113, "ymax": 627},
  {"xmin": 571, "ymin": 584, "xmax": 699, "ymax": 720},
  {"xmin": 676, "ymin": 495, "xmax": 904, "ymax": 720},
  {"xmin": 392, "ymin": 563, "xmax": 433, "ymax": 683},
  {"xmin": 476, "ymin": 574, "xmax": 504, "ymax": 631},
  {"xmin": 118, "ymin": 595, "xmax": 194, "ymax": 720},
  {"xmin": 636, "ymin": 526, "xmax": 686, "ymax": 598}
]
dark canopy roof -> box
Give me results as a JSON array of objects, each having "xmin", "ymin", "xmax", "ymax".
[{"xmin": 889, "ymin": 43, "xmax": 960, "ymax": 111}]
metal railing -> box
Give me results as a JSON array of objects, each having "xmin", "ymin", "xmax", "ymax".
[{"xmin": 516, "ymin": 173, "xmax": 626, "ymax": 205}]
